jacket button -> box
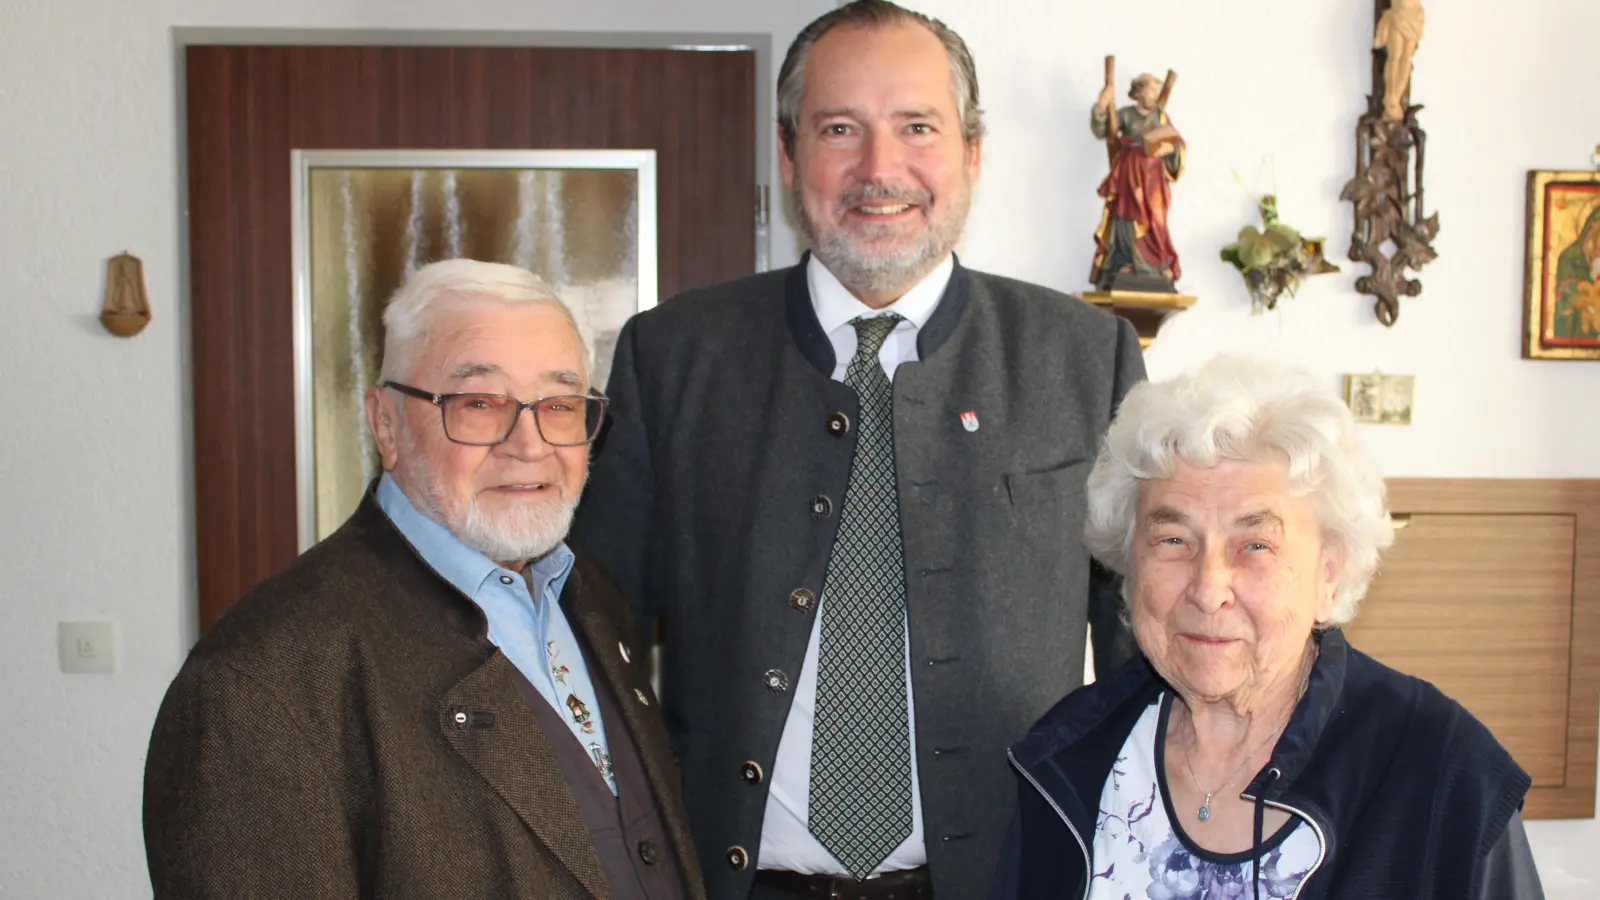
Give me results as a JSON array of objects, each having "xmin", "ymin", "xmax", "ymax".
[
  {"xmin": 618, "ymin": 641, "xmax": 632, "ymax": 663},
  {"xmin": 638, "ymin": 840, "xmax": 658, "ymax": 865},
  {"xmin": 810, "ymin": 495, "xmax": 833, "ymax": 519},
  {"xmin": 727, "ymin": 846, "xmax": 749, "ymax": 871},
  {"xmin": 634, "ymin": 688, "xmax": 651, "ymax": 706},
  {"xmin": 741, "ymin": 761, "xmax": 764, "ymax": 785},
  {"xmin": 789, "ymin": 588, "xmax": 815, "ymax": 613},
  {"xmin": 762, "ymin": 669, "xmax": 790, "ymax": 693},
  {"xmin": 826, "ymin": 412, "xmax": 850, "ymax": 436}
]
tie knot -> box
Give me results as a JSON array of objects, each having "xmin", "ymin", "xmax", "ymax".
[{"xmin": 850, "ymin": 314, "xmax": 903, "ymax": 361}]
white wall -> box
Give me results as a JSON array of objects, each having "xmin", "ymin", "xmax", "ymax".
[
  {"xmin": 912, "ymin": 0, "xmax": 1600, "ymax": 894},
  {"xmin": 0, "ymin": 1, "xmax": 825, "ymax": 897}
]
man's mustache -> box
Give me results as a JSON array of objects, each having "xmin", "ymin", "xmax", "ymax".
[{"xmin": 837, "ymin": 183, "xmax": 932, "ymax": 210}]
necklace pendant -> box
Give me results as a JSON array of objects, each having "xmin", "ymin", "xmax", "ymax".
[{"xmin": 1197, "ymin": 794, "xmax": 1212, "ymax": 822}]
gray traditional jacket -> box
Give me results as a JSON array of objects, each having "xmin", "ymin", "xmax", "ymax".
[{"xmin": 575, "ymin": 255, "xmax": 1147, "ymax": 899}]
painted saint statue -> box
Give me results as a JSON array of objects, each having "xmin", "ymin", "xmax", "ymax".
[{"xmin": 1090, "ymin": 69, "xmax": 1185, "ymax": 292}]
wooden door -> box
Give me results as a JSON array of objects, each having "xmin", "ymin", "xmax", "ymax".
[{"xmin": 186, "ymin": 45, "xmax": 756, "ymax": 629}]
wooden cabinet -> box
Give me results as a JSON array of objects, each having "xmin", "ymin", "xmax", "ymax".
[{"xmin": 1342, "ymin": 479, "xmax": 1600, "ymax": 819}]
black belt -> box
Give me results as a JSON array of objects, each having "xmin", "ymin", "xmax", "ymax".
[{"xmin": 755, "ymin": 867, "xmax": 933, "ymax": 900}]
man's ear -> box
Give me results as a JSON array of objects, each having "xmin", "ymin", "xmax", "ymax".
[
  {"xmin": 365, "ymin": 386, "xmax": 400, "ymax": 472},
  {"xmin": 778, "ymin": 127, "xmax": 798, "ymax": 192}
]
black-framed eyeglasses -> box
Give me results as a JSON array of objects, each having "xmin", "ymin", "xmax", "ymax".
[{"xmin": 382, "ymin": 381, "xmax": 609, "ymax": 447}]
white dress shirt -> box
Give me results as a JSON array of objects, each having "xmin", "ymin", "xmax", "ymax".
[{"xmin": 757, "ymin": 253, "xmax": 954, "ymax": 875}]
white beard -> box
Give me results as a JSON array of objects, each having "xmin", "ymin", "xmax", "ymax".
[
  {"xmin": 435, "ymin": 483, "xmax": 578, "ymax": 565},
  {"xmin": 394, "ymin": 426, "xmax": 580, "ymax": 565}
]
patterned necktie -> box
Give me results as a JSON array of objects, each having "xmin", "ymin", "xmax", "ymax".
[
  {"xmin": 528, "ymin": 574, "xmax": 616, "ymax": 794},
  {"xmin": 808, "ymin": 314, "xmax": 914, "ymax": 880}
]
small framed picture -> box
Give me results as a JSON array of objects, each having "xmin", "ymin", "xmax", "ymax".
[
  {"xmin": 1522, "ymin": 169, "xmax": 1600, "ymax": 359},
  {"xmin": 1344, "ymin": 373, "xmax": 1413, "ymax": 425},
  {"xmin": 1378, "ymin": 374, "xmax": 1414, "ymax": 425}
]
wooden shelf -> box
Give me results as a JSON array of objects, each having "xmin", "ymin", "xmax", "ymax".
[{"xmin": 1081, "ymin": 290, "xmax": 1197, "ymax": 349}]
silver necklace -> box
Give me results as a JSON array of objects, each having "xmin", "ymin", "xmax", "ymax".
[
  {"xmin": 1179, "ymin": 648, "xmax": 1316, "ymax": 823},
  {"xmin": 1182, "ymin": 710, "xmax": 1290, "ymax": 823}
]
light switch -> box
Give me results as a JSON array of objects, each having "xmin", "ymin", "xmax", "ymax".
[{"xmin": 59, "ymin": 621, "xmax": 118, "ymax": 674}]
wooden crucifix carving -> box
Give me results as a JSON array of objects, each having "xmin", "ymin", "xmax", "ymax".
[{"xmin": 1340, "ymin": 0, "xmax": 1438, "ymax": 326}]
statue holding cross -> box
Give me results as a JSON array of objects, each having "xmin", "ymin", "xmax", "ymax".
[{"xmin": 1089, "ymin": 58, "xmax": 1184, "ymax": 293}]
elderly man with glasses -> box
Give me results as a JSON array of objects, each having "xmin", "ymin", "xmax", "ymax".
[{"xmin": 142, "ymin": 259, "xmax": 704, "ymax": 900}]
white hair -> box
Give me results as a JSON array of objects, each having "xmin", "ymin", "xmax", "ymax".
[
  {"xmin": 1084, "ymin": 353, "xmax": 1396, "ymax": 626},
  {"xmin": 378, "ymin": 258, "xmax": 590, "ymax": 383}
]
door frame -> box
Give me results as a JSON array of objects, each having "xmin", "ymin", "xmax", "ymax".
[{"xmin": 171, "ymin": 28, "xmax": 772, "ymax": 641}]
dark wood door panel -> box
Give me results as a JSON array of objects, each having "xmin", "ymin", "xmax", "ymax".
[{"xmin": 188, "ymin": 45, "xmax": 755, "ymax": 628}]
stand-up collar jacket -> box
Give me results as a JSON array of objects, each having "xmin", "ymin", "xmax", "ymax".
[{"xmin": 992, "ymin": 629, "xmax": 1540, "ymax": 900}]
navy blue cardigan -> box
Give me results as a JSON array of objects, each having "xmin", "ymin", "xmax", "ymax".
[{"xmin": 991, "ymin": 629, "xmax": 1538, "ymax": 899}]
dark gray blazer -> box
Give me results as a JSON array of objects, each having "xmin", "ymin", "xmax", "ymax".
[{"xmin": 574, "ymin": 255, "xmax": 1147, "ymax": 899}]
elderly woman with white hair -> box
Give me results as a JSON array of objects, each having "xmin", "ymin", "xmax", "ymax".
[{"xmin": 990, "ymin": 355, "xmax": 1543, "ymax": 900}]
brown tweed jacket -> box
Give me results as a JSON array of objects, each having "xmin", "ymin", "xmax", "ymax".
[{"xmin": 142, "ymin": 491, "xmax": 706, "ymax": 900}]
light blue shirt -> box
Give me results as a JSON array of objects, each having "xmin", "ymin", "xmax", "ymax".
[{"xmin": 376, "ymin": 473, "xmax": 616, "ymax": 793}]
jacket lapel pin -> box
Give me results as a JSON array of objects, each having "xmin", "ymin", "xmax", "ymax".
[{"xmin": 960, "ymin": 409, "xmax": 980, "ymax": 432}]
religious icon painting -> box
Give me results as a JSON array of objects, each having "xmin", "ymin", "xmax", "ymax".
[{"xmin": 1522, "ymin": 169, "xmax": 1600, "ymax": 359}]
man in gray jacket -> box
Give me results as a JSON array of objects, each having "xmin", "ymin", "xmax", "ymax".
[{"xmin": 573, "ymin": 2, "xmax": 1146, "ymax": 898}]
